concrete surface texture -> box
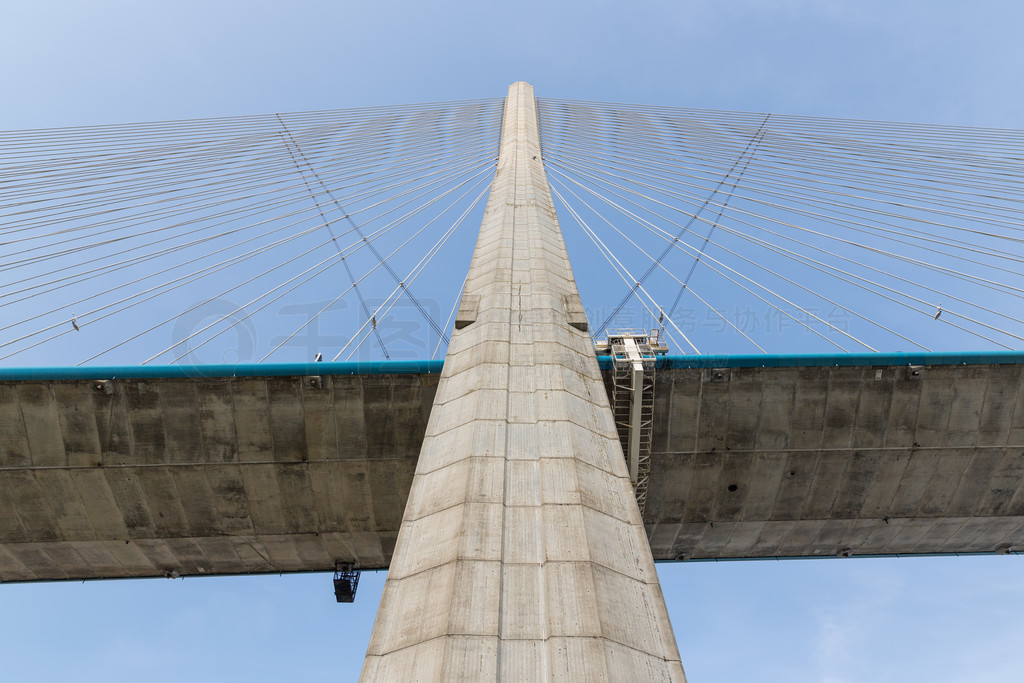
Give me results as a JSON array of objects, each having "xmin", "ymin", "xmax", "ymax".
[
  {"xmin": 360, "ymin": 82, "xmax": 685, "ymax": 680},
  {"xmin": 646, "ymin": 363, "xmax": 1024, "ymax": 560},
  {"xmin": 0, "ymin": 372, "xmax": 435, "ymax": 580},
  {"xmin": 4, "ymin": 361, "xmax": 1023, "ymax": 582}
]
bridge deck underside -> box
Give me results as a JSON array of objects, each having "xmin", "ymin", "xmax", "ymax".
[
  {"xmin": 1, "ymin": 362, "xmax": 1022, "ymax": 581},
  {"xmin": 645, "ymin": 363, "xmax": 1024, "ymax": 560},
  {"xmin": 0, "ymin": 373, "xmax": 435, "ymax": 581}
]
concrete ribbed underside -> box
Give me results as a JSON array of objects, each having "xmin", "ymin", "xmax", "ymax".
[{"xmin": 361, "ymin": 83, "xmax": 685, "ymax": 680}]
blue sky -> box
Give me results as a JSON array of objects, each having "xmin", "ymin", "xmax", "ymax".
[{"xmin": 2, "ymin": 1, "xmax": 1024, "ymax": 680}]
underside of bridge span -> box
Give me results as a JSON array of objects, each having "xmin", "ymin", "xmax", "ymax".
[{"xmin": 2, "ymin": 352, "xmax": 1023, "ymax": 583}]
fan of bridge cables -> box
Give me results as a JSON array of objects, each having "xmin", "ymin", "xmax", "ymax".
[
  {"xmin": 0, "ymin": 100, "xmax": 504, "ymax": 366},
  {"xmin": 1, "ymin": 96, "xmax": 1023, "ymax": 366},
  {"xmin": 539, "ymin": 99, "xmax": 1024, "ymax": 355}
]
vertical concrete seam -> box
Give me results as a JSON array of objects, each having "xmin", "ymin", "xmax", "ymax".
[{"xmin": 496, "ymin": 86, "xmax": 515, "ymax": 680}]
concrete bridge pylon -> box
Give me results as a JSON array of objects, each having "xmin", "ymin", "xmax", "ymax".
[{"xmin": 361, "ymin": 82, "xmax": 685, "ymax": 680}]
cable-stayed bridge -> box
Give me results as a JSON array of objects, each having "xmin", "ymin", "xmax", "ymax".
[{"xmin": 2, "ymin": 82, "xmax": 1024, "ymax": 680}]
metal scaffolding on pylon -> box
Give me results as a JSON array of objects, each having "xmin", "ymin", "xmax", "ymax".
[{"xmin": 596, "ymin": 329, "xmax": 668, "ymax": 515}]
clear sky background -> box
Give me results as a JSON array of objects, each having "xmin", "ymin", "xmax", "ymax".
[{"xmin": 2, "ymin": 1, "xmax": 1024, "ymax": 681}]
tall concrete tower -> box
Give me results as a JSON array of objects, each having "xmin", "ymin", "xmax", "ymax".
[{"xmin": 361, "ymin": 82, "xmax": 685, "ymax": 680}]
